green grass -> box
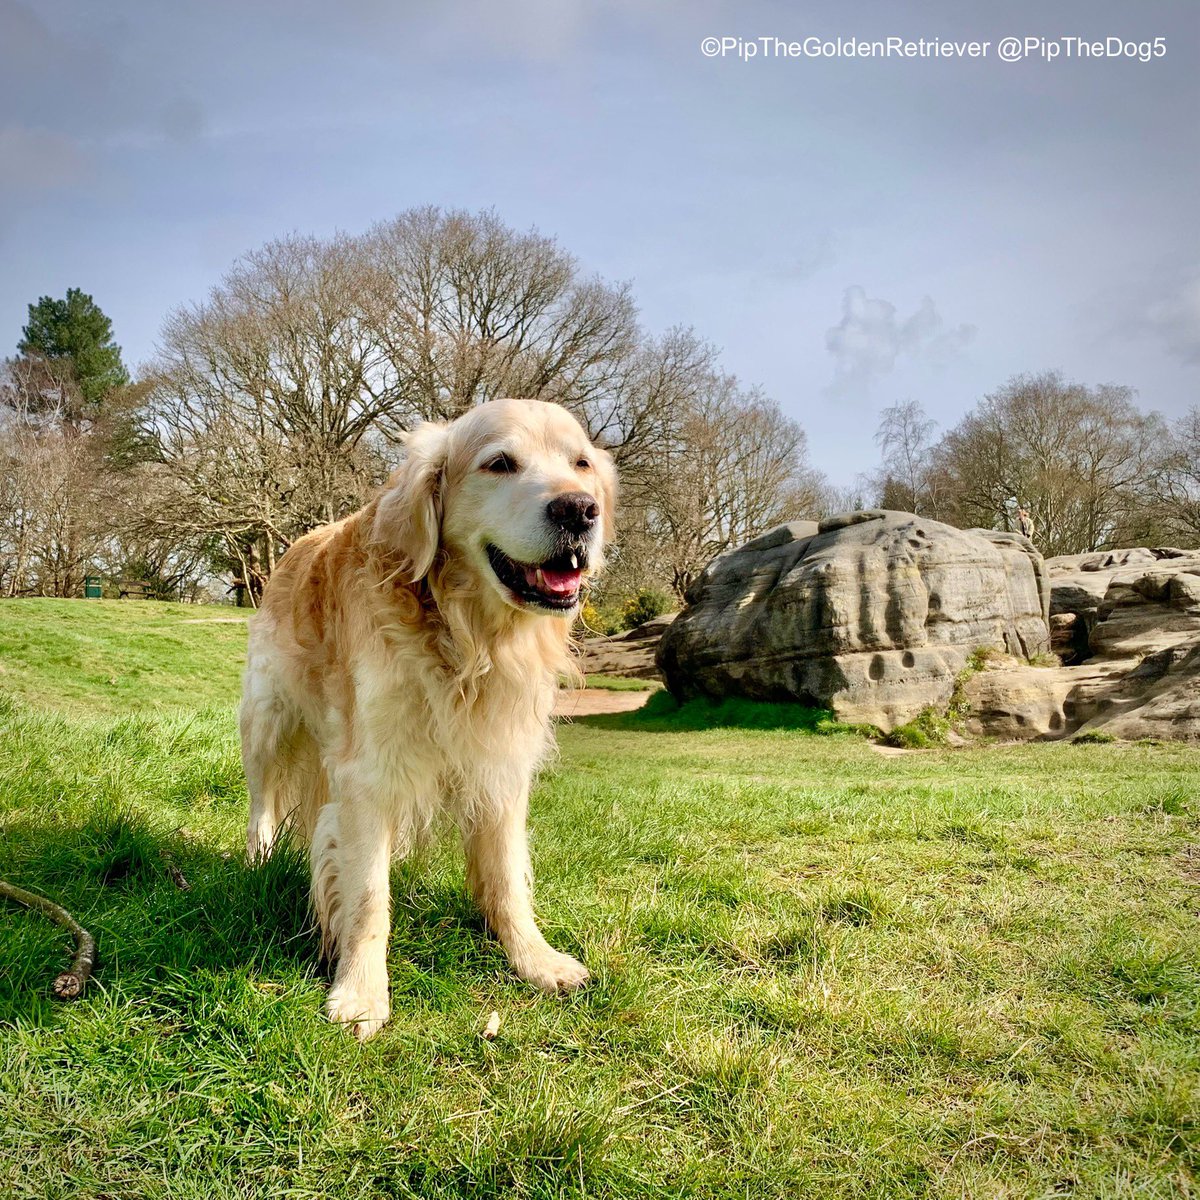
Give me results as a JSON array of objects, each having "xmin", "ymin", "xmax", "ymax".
[
  {"xmin": 1, "ymin": 600, "xmax": 1199, "ymax": 1197},
  {"xmin": 0, "ymin": 598, "xmax": 248, "ymax": 714},
  {"xmin": 581, "ymin": 674, "xmax": 662, "ymax": 692}
]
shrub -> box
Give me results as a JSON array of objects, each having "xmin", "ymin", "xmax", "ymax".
[
  {"xmin": 580, "ymin": 601, "xmax": 623, "ymax": 636},
  {"xmin": 621, "ymin": 588, "xmax": 672, "ymax": 631},
  {"xmin": 966, "ymin": 646, "xmax": 1006, "ymax": 671},
  {"xmin": 884, "ymin": 706, "xmax": 952, "ymax": 749}
]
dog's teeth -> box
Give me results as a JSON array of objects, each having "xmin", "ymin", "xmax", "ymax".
[
  {"xmin": 536, "ymin": 568, "xmax": 545, "ymax": 587},
  {"xmin": 570, "ymin": 554, "xmax": 578, "ymax": 569}
]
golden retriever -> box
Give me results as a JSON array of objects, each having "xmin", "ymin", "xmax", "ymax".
[{"xmin": 239, "ymin": 398, "xmax": 616, "ymax": 1039}]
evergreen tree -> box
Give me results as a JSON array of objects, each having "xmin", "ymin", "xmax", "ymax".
[{"xmin": 18, "ymin": 288, "xmax": 129, "ymax": 413}]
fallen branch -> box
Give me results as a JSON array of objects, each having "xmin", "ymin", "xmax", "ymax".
[{"xmin": 0, "ymin": 880, "xmax": 98, "ymax": 999}]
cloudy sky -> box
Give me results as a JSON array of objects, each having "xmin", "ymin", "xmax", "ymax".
[{"xmin": 1, "ymin": 0, "xmax": 1197, "ymax": 483}]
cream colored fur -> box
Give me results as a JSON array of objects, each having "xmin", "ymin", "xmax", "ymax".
[{"xmin": 239, "ymin": 398, "xmax": 616, "ymax": 1039}]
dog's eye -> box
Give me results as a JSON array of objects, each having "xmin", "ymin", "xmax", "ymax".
[
  {"xmin": 482, "ymin": 453, "xmax": 518, "ymax": 474},
  {"xmin": 575, "ymin": 457, "xmax": 591, "ymax": 471}
]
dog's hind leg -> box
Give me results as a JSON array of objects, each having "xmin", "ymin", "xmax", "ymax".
[
  {"xmin": 240, "ymin": 665, "xmax": 320, "ymax": 861},
  {"xmin": 246, "ymin": 725, "xmax": 326, "ymax": 862},
  {"xmin": 242, "ymin": 728, "xmax": 283, "ymax": 864},
  {"xmin": 242, "ymin": 655, "xmax": 285, "ymax": 861}
]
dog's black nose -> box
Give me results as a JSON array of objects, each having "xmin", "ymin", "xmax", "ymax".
[{"xmin": 546, "ymin": 492, "xmax": 599, "ymax": 535}]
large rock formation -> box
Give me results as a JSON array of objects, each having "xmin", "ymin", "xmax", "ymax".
[
  {"xmin": 963, "ymin": 548, "xmax": 1200, "ymax": 741},
  {"xmin": 577, "ymin": 612, "xmax": 675, "ymax": 679},
  {"xmin": 1046, "ymin": 547, "xmax": 1200, "ymax": 664},
  {"xmin": 657, "ymin": 511, "xmax": 1049, "ymax": 731}
]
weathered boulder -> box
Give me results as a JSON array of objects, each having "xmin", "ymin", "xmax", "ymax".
[
  {"xmin": 577, "ymin": 612, "xmax": 675, "ymax": 679},
  {"xmin": 1045, "ymin": 547, "xmax": 1200, "ymax": 661},
  {"xmin": 963, "ymin": 548, "xmax": 1200, "ymax": 741},
  {"xmin": 657, "ymin": 511, "xmax": 1049, "ymax": 731},
  {"xmin": 1073, "ymin": 644, "xmax": 1200, "ymax": 741},
  {"xmin": 961, "ymin": 658, "xmax": 1111, "ymax": 740}
]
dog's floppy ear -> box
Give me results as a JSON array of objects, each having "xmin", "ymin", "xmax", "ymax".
[
  {"xmin": 592, "ymin": 444, "xmax": 618, "ymax": 545},
  {"xmin": 373, "ymin": 420, "xmax": 449, "ymax": 582}
]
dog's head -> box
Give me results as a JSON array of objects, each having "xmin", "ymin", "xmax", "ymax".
[{"xmin": 374, "ymin": 398, "xmax": 616, "ymax": 617}]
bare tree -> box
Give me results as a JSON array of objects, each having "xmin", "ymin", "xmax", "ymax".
[
  {"xmin": 134, "ymin": 234, "xmax": 403, "ymax": 603},
  {"xmin": 930, "ymin": 371, "xmax": 1166, "ymax": 556},
  {"xmin": 1136, "ymin": 406, "xmax": 1200, "ymax": 547},
  {"xmin": 626, "ymin": 376, "xmax": 822, "ymax": 599},
  {"xmin": 360, "ymin": 207, "xmax": 638, "ymax": 428},
  {"xmin": 813, "ymin": 479, "xmax": 872, "ymax": 518},
  {"xmin": 872, "ymin": 400, "xmax": 942, "ymax": 515},
  {"xmin": 0, "ymin": 364, "xmax": 109, "ymax": 597}
]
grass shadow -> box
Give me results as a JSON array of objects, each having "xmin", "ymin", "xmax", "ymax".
[
  {"xmin": 0, "ymin": 809, "xmax": 323, "ymax": 1028},
  {"xmin": 0, "ymin": 806, "xmax": 527, "ymax": 1031},
  {"xmin": 574, "ymin": 689, "xmax": 876, "ymax": 734}
]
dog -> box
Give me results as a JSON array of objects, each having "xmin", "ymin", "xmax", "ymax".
[{"xmin": 239, "ymin": 398, "xmax": 616, "ymax": 1039}]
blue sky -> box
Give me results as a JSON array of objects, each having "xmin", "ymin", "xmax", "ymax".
[{"xmin": 1, "ymin": 0, "xmax": 1197, "ymax": 483}]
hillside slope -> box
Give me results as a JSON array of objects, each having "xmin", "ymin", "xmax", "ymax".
[{"xmin": 0, "ymin": 598, "xmax": 249, "ymax": 714}]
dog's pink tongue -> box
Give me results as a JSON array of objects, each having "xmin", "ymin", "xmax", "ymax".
[
  {"xmin": 524, "ymin": 566, "xmax": 582, "ymax": 595},
  {"xmin": 542, "ymin": 567, "xmax": 582, "ymax": 594}
]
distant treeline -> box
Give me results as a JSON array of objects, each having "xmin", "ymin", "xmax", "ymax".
[{"xmin": 1, "ymin": 209, "xmax": 1197, "ymax": 607}]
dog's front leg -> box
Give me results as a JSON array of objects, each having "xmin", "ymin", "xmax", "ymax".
[
  {"xmin": 314, "ymin": 783, "xmax": 394, "ymax": 1041},
  {"xmin": 463, "ymin": 785, "xmax": 589, "ymax": 993}
]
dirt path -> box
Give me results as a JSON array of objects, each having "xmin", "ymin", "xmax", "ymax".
[{"xmin": 553, "ymin": 688, "xmax": 654, "ymax": 718}]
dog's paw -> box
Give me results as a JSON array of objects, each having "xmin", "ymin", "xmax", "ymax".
[
  {"xmin": 326, "ymin": 984, "xmax": 389, "ymax": 1041},
  {"xmin": 517, "ymin": 949, "xmax": 590, "ymax": 994}
]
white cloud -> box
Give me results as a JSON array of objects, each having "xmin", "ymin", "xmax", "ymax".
[{"xmin": 824, "ymin": 285, "xmax": 975, "ymax": 395}]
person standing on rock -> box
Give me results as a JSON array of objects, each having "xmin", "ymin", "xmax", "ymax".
[{"xmin": 1017, "ymin": 506, "xmax": 1034, "ymax": 540}]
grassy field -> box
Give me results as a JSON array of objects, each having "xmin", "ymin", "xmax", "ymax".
[
  {"xmin": 0, "ymin": 598, "xmax": 248, "ymax": 714},
  {"xmin": 1, "ymin": 599, "xmax": 1198, "ymax": 1198},
  {"xmin": 581, "ymin": 674, "xmax": 661, "ymax": 692}
]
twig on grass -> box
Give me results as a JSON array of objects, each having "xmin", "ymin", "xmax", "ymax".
[
  {"xmin": 159, "ymin": 851, "xmax": 191, "ymax": 891},
  {"xmin": 0, "ymin": 879, "xmax": 98, "ymax": 999}
]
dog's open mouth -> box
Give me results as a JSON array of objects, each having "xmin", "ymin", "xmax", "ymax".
[{"xmin": 486, "ymin": 544, "xmax": 586, "ymax": 610}]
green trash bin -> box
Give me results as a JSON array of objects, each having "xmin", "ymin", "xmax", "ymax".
[{"xmin": 84, "ymin": 575, "xmax": 103, "ymax": 599}]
